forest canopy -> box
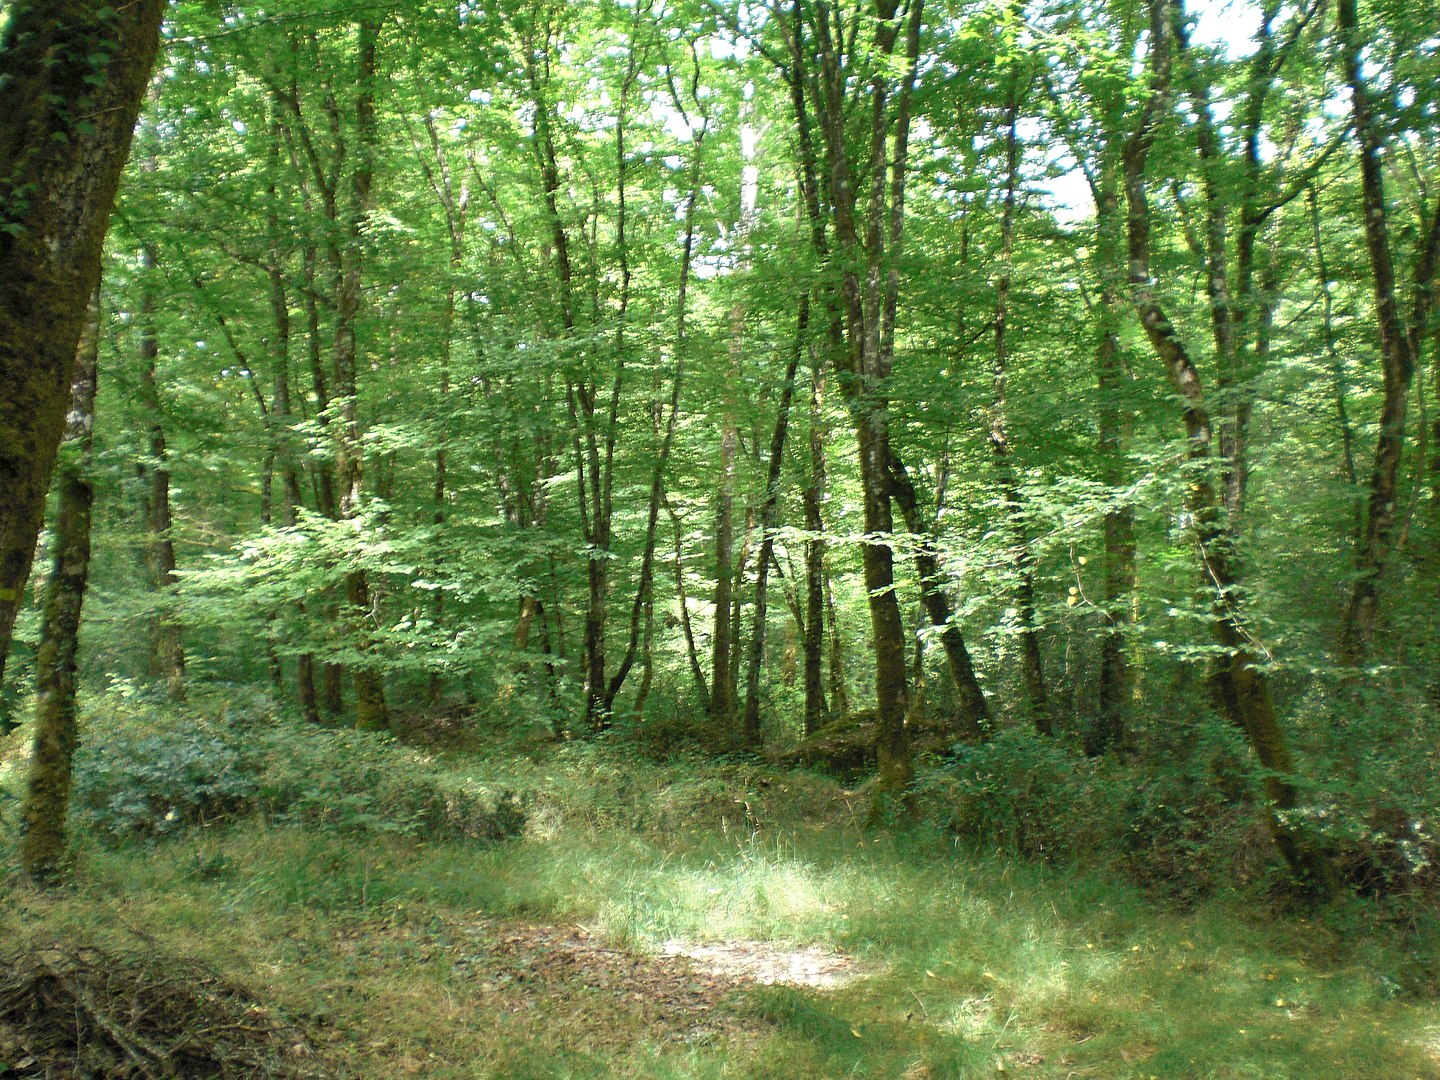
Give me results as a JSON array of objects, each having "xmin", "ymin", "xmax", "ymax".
[{"xmin": 2, "ymin": 0, "xmax": 1439, "ymax": 905}]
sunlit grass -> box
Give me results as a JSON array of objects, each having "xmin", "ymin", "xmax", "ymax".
[{"xmin": 3, "ymin": 738, "xmax": 1439, "ymax": 1078}]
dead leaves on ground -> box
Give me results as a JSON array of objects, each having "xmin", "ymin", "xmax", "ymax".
[{"xmin": 330, "ymin": 913, "xmax": 868, "ymax": 1050}]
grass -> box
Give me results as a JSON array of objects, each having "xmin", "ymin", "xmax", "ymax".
[{"xmin": 3, "ymin": 725, "xmax": 1439, "ymax": 1078}]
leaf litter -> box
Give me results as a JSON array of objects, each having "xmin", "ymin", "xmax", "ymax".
[
  {"xmin": 326, "ymin": 911, "xmax": 873, "ymax": 1049},
  {"xmin": 443, "ymin": 917, "xmax": 872, "ymax": 1046}
]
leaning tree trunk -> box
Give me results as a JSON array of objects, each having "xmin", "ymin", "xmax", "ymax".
[
  {"xmin": 887, "ymin": 452, "xmax": 991, "ymax": 740},
  {"xmin": 19, "ymin": 291, "xmax": 101, "ymax": 885},
  {"xmin": 0, "ymin": 0, "xmax": 167, "ymax": 705},
  {"xmin": 1124, "ymin": 0, "xmax": 1331, "ymax": 897}
]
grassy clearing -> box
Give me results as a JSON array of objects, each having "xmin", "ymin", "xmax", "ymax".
[{"xmin": 3, "ymin": 728, "xmax": 1439, "ymax": 1078}]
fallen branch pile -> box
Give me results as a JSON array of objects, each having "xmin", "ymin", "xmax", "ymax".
[{"xmin": 0, "ymin": 942, "xmax": 324, "ymax": 1078}]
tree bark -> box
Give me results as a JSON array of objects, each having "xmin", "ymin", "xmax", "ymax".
[
  {"xmin": 710, "ymin": 310, "xmax": 742, "ymax": 721},
  {"xmin": 605, "ymin": 112, "xmax": 705, "ymax": 714},
  {"xmin": 136, "ymin": 241, "xmax": 186, "ymax": 698},
  {"xmin": 1336, "ymin": 0, "xmax": 1440, "ymax": 663},
  {"xmin": 332, "ymin": 19, "xmax": 389, "ymax": 732},
  {"xmin": 887, "ymin": 452, "xmax": 991, "ymax": 740},
  {"xmin": 801, "ymin": 370, "xmax": 831, "ymax": 735},
  {"xmin": 19, "ymin": 290, "xmax": 100, "ymax": 885},
  {"xmin": 1093, "ymin": 173, "xmax": 1137, "ymax": 754},
  {"xmin": 1124, "ymin": 0, "xmax": 1331, "ymax": 896},
  {"xmin": 988, "ymin": 75, "xmax": 1050, "ymax": 733},
  {"xmin": 666, "ymin": 495, "xmax": 711, "ymax": 709},
  {"xmin": 742, "ymin": 293, "xmax": 809, "ymax": 746},
  {"xmin": 0, "ymin": 0, "xmax": 166, "ymax": 703}
]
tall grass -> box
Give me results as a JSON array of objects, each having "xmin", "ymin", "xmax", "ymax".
[{"xmin": 2, "ymin": 708, "xmax": 1438, "ymax": 1077}]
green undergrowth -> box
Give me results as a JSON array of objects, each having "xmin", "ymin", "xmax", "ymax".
[{"xmin": 2, "ymin": 701, "xmax": 1439, "ymax": 1077}]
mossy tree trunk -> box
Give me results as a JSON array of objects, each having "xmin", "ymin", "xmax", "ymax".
[
  {"xmin": 19, "ymin": 291, "xmax": 100, "ymax": 885},
  {"xmin": 0, "ymin": 0, "xmax": 166, "ymax": 713}
]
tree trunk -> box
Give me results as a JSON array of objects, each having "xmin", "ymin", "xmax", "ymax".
[
  {"xmin": 1092, "ymin": 176, "xmax": 1137, "ymax": 754},
  {"xmin": 801, "ymin": 0, "xmax": 926, "ymax": 808},
  {"xmin": 332, "ymin": 19, "xmax": 388, "ymax": 732},
  {"xmin": 801, "ymin": 372, "xmax": 831, "ymax": 735},
  {"xmin": 710, "ymin": 311, "xmax": 741, "ymax": 721},
  {"xmin": 1124, "ymin": 0, "xmax": 1331, "ymax": 896},
  {"xmin": 604, "ymin": 113, "xmax": 705, "ymax": 715},
  {"xmin": 989, "ymin": 75, "xmax": 1050, "ymax": 734},
  {"xmin": 0, "ymin": 0, "xmax": 166, "ymax": 697},
  {"xmin": 19, "ymin": 289, "xmax": 100, "ymax": 885},
  {"xmin": 887, "ymin": 453, "xmax": 991, "ymax": 740},
  {"xmin": 264, "ymin": 116, "xmax": 318, "ymax": 723},
  {"xmin": 666, "ymin": 496, "xmax": 711, "ymax": 709},
  {"xmin": 1335, "ymin": 0, "xmax": 1440, "ymax": 663},
  {"xmin": 742, "ymin": 294, "xmax": 809, "ymax": 746},
  {"xmin": 137, "ymin": 242, "xmax": 186, "ymax": 698}
]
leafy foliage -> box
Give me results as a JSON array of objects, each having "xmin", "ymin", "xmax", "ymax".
[{"xmin": 69, "ymin": 691, "xmax": 525, "ymax": 844}]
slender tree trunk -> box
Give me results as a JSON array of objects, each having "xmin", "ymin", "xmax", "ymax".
[
  {"xmin": 331, "ymin": 19, "xmax": 388, "ymax": 732},
  {"xmin": 604, "ymin": 115, "xmax": 705, "ymax": 714},
  {"xmin": 888, "ymin": 453, "xmax": 991, "ymax": 740},
  {"xmin": 136, "ymin": 243, "xmax": 186, "ymax": 699},
  {"xmin": 1307, "ymin": 185, "xmax": 1362, "ymax": 539},
  {"xmin": 666, "ymin": 496, "xmax": 711, "ymax": 709},
  {"xmin": 742, "ymin": 294, "xmax": 809, "ymax": 746},
  {"xmin": 417, "ymin": 114, "xmax": 469, "ymax": 705},
  {"xmin": 1093, "ymin": 176, "xmax": 1137, "ymax": 754},
  {"xmin": 798, "ymin": 0, "xmax": 926, "ymax": 808},
  {"xmin": 825, "ymin": 565, "xmax": 850, "ymax": 717},
  {"xmin": 19, "ymin": 290, "xmax": 100, "ymax": 885},
  {"xmin": 801, "ymin": 372, "xmax": 831, "ymax": 735},
  {"xmin": 989, "ymin": 75, "xmax": 1050, "ymax": 733},
  {"xmin": 264, "ymin": 116, "xmax": 318, "ymax": 722},
  {"xmin": 0, "ymin": 0, "xmax": 166, "ymax": 700},
  {"xmin": 1124, "ymin": 0, "xmax": 1331, "ymax": 895},
  {"xmin": 727, "ymin": 502, "xmax": 755, "ymax": 707},
  {"xmin": 710, "ymin": 313, "xmax": 741, "ymax": 721}
]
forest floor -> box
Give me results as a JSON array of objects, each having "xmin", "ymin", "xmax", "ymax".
[{"xmin": 3, "ymin": 719, "xmax": 1440, "ymax": 1078}]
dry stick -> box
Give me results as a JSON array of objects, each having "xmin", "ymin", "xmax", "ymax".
[{"xmin": 46, "ymin": 962, "xmax": 174, "ymax": 1080}]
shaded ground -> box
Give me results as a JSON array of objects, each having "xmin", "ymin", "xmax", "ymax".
[
  {"xmin": 330, "ymin": 913, "xmax": 871, "ymax": 1051},
  {"xmin": 0, "ymin": 942, "xmax": 325, "ymax": 1079}
]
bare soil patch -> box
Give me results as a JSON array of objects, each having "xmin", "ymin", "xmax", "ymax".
[
  {"xmin": 657, "ymin": 938, "xmax": 869, "ymax": 989},
  {"xmin": 447, "ymin": 919, "xmax": 749, "ymax": 1045},
  {"xmin": 434, "ymin": 917, "xmax": 871, "ymax": 1046}
]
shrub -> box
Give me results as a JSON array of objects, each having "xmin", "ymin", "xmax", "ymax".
[
  {"xmin": 69, "ymin": 694, "xmax": 525, "ymax": 845},
  {"xmin": 72, "ymin": 727, "xmax": 259, "ymax": 838},
  {"xmin": 917, "ymin": 728, "xmax": 1106, "ymax": 862},
  {"xmin": 916, "ymin": 719, "xmax": 1265, "ymax": 900}
]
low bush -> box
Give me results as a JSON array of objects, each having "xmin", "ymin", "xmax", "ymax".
[
  {"xmin": 69, "ymin": 692, "xmax": 525, "ymax": 845},
  {"xmin": 917, "ymin": 728, "xmax": 1107, "ymax": 862},
  {"xmin": 916, "ymin": 721, "xmax": 1265, "ymax": 901}
]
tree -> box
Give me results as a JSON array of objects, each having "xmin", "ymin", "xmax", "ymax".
[
  {"xmin": 0, "ymin": 0, "xmax": 167, "ymax": 711},
  {"xmin": 18, "ymin": 290, "xmax": 100, "ymax": 883}
]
